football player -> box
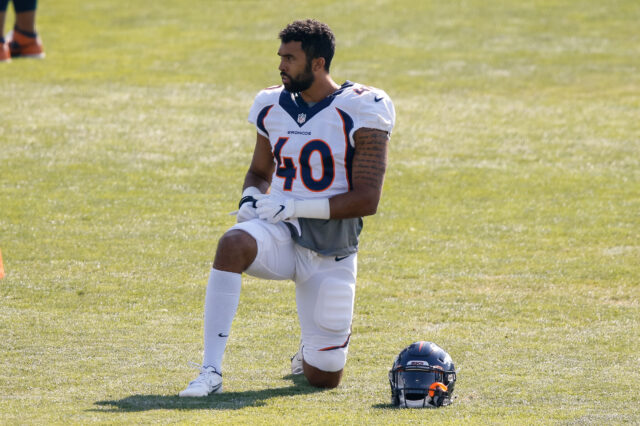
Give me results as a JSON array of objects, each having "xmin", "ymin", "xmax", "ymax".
[{"xmin": 180, "ymin": 18, "xmax": 395, "ymax": 396}]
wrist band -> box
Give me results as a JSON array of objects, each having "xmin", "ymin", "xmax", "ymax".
[
  {"xmin": 239, "ymin": 186, "xmax": 261, "ymax": 209},
  {"xmin": 294, "ymin": 198, "xmax": 331, "ymax": 219},
  {"xmin": 239, "ymin": 195, "xmax": 257, "ymax": 209}
]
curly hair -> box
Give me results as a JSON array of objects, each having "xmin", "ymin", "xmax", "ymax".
[{"xmin": 279, "ymin": 19, "xmax": 335, "ymax": 71}]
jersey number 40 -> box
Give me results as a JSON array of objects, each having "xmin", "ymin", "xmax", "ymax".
[{"xmin": 273, "ymin": 137, "xmax": 335, "ymax": 192}]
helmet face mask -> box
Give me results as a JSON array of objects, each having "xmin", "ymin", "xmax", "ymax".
[{"xmin": 389, "ymin": 342, "xmax": 456, "ymax": 408}]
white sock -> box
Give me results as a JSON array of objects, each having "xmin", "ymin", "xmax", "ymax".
[{"xmin": 202, "ymin": 268, "xmax": 242, "ymax": 373}]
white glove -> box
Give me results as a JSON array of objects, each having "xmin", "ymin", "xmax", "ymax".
[
  {"xmin": 256, "ymin": 195, "xmax": 296, "ymax": 224},
  {"xmin": 236, "ymin": 196, "xmax": 259, "ymax": 223},
  {"xmin": 234, "ymin": 187, "xmax": 265, "ymax": 223}
]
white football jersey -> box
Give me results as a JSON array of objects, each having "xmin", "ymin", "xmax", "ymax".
[{"xmin": 248, "ymin": 81, "xmax": 395, "ymax": 200}]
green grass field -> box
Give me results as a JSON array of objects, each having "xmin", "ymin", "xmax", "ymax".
[{"xmin": 1, "ymin": 0, "xmax": 639, "ymax": 423}]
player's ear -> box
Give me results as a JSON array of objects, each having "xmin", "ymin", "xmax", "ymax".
[{"xmin": 312, "ymin": 56, "xmax": 326, "ymax": 72}]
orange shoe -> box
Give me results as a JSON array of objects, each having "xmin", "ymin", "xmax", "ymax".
[
  {"xmin": 7, "ymin": 27, "xmax": 45, "ymax": 59},
  {"xmin": 0, "ymin": 41, "xmax": 10, "ymax": 62}
]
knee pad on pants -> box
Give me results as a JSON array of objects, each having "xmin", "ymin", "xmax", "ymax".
[
  {"xmin": 313, "ymin": 278, "xmax": 354, "ymax": 334},
  {"xmin": 304, "ymin": 277, "xmax": 354, "ymax": 372},
  {"xmin": 304, "ymin": 346, "xmax": 348, "ymax": 373}
]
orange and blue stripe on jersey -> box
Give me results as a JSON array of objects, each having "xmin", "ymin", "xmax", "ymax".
[
  {"xmin": 336, "ymin": 107, "xmax": 355, "ymax": 191},
  {"xmin": 256, "ymin": 104, "xmax": 274, "ymax": 136}
]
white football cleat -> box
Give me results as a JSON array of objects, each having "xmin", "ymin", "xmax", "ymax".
[
  {"xmin": 179, "ymin": 366, "xmax": 223, "ymax": 397},
  {"xmin": 291, "ymin": 344, "xmax": 304, "ymax": 375}
]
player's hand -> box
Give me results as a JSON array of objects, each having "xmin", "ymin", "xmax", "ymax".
[
  {"xmin": 235, "ymin": 193, "xmax": 270, "ymax": 223},
  {"xmin": 236, "ymin": 195, "xmax": 258, "ymax": 223},
  {"xmin": 232, "ymin": 187, "xmax": 266, "ymax": 223},
  {"xmin": 256, "ymin": 195, "xmax": 296, "ymax": 224}
]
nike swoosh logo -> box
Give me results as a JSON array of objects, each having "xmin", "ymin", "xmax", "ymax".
[
  {"xmin": 334, "ymin": 255, "xmax": 350, "ymax": 261},
  {"xmin": 374, "ymin": 96, "xmax": 384, "ymax": 102},
  {"xmin": 273, "ymin": 205, "xmax": 285, "ymax": 217},
  {"xmin": 218, "ymin": 333, "xmax": 229, "ymax": 338}
]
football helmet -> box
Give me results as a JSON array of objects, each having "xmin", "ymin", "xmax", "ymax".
[{"xmin": 389, "ymin": 341, "xmax": 456, "ymax": 408}]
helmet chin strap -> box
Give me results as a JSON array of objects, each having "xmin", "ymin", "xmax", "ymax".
[{"xmin": 400, "ymin": 391, "xmax": 435, "ymax": 409}]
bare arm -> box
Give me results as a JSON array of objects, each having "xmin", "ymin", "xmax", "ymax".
[
  {"xmin": 243, "ymin": 133, "xmax": 275, "ymax": 194},
  {"xmin": 329, "ymin": 128, "xmax": 389, "ymax": 219}
]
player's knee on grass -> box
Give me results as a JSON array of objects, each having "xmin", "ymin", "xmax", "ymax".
[{"xmin": 303, "ymin": 359, "xmax": 343, "ymax": 388}]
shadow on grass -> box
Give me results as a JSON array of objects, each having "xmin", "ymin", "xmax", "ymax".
[
  {"xmin": 371, "ymin": 403, "xmax": 396, "ymax": 410},
  {"xmin": 94, "ymin": 375, "xmax": 324, "ymax": 412}
]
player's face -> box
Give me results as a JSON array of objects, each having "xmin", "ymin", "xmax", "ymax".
[{"xmin": 278, "ymin": 41, "xmax": 314, "ymax": 93}]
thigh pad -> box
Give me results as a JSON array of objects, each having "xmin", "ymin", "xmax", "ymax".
[{"xmin": 314, "ymin": 276, "xmax": 355, "ymax": 334}]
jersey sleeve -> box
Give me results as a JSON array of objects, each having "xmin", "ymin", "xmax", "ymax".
[
  {"xmin": 353, "ymin": 89, "xmax": 396, "ymax": 136},
  {"xmin": 247, "ymin": 88, "xmax": 277, "ymax": 138}
]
